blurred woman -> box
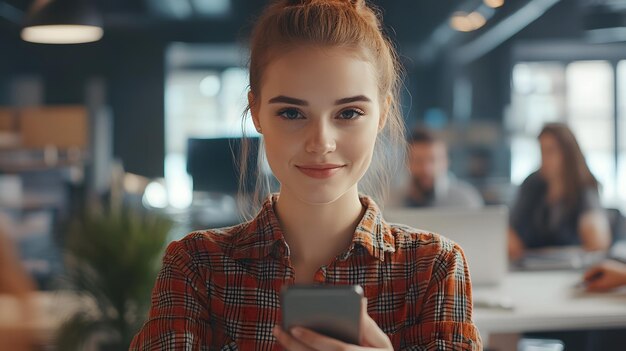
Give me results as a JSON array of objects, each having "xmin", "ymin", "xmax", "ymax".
[{"xmin": 508, "ymin": 123, "xmax": 611, "ymax": 260}]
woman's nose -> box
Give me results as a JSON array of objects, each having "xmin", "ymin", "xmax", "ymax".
[{"xmin": 304, "ymin": 120, "xmax": 336, "ymax": 155}]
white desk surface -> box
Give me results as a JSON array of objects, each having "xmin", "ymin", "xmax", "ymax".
[
  {"xmin": 4, "ymin": 272, "xmax": 626, "ymax": 343},
  {"xmin": 473, "ymin": 270, "xmax": 626, "ymax": 335}
]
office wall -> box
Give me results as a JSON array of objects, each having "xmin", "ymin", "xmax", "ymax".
[
  {"xmin": 413, "ymin": 0, "xmax": 583, "ymax": 125},
  {"xmin": 0, "ymin": 29, "xmax": 166, "ymax": 178},
  {"xmin": 0, "ymin": 0, "xmax": 586, "ymax": 179}
]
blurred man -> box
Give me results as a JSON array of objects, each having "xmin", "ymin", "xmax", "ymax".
[{"xmin": 406, "ymin": 128, "xmax": 483, "ymax": 208}]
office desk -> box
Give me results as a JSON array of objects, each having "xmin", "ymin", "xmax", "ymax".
[
  {"xmin": 474, "ymin": 271, "xmax": 626, "ymax": 341},
  {"xmin": 0, "ymin": 292, "xmax": 91, "ymax": 346},
  {"xmin": 4, "ymin": 274, "xmax": 626, "ymax": 347}
]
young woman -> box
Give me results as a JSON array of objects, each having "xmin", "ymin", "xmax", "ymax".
[
  {"xmin": 131, "ymin": 0, "xmax": 480, "ymax": 349},
  {"xmin": 508, "ymin": 123, "xmax": 611, "ymax": 260}
]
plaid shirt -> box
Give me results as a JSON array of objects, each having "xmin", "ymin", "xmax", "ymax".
[{"xmin": 130, "ymin": 195, "xmax": 481, "ymax": 350}]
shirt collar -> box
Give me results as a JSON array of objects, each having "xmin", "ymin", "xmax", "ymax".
[
  {"xmin": 231, "ymin": 194, "xmax": 285, "ymax": 260},
  {"xmin": 351, "ymin": 196, "xmax": 397, "ymax": 261},
  {"xmin": 231, "ymin": 194, "xmax": 396, "ymax": 262}
]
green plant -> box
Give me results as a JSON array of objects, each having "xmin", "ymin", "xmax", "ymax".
[{"xmin": 55, "ymin": 203, "xmax": 173, "ymax": 351}]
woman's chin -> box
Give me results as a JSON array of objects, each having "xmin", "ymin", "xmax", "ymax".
[{"xmin": 284, "ymin": 184, "xmax": 355, "ymax": 206}]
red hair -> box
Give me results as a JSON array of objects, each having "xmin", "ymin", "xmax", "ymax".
[{"xmin": 248, "ymin": 0, "xmax": 398, "ymax": 103}]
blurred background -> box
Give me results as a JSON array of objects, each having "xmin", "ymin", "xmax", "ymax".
[{"xmin": 0, "ymin": 0, "xmax": 625, "ymax": 350}]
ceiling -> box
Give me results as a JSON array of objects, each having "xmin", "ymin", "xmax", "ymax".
[
  {"xmin": 0, "ymin": 0, "xmax": 525, "ymax": 43},
  {"xmin": 2, "ymin": 0, "xmax": 619, "ymax": 63}
]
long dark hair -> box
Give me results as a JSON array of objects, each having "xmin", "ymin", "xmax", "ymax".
[{"xmin": 539, "ymin": 123, "xmax": 598, "ymax": 210}]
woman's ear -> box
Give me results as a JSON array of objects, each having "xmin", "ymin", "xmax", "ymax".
[
  {"xmin": 378, "ymin": 94, "xmax": 391, "ymax": 132},
  {"xmin": 248, "ymin": 91, "xmax": 262, "ymax": 133}
]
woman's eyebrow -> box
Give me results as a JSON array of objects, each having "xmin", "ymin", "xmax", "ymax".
[
  {"xmin": 268, "ymin": 95, "xmax": 372, "ymax": 106},
  {"xmin": 335, "ymin": 95, "xmax": 371, "ymax": 105},
  {"xmin": 268, "ymin": 95, "xmax": 308, "ymax": 106}
]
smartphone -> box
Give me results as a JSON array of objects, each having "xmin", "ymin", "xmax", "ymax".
[{"xmin": 281, "ymin": 285, "xmax": 363, "ymax": 345}]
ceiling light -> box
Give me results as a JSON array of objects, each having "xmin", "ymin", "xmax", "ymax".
[
  {"xmin": 450, "ymin": 12, "xmax": 474, "ymax": 32},
  {"xmin": 467, "ymin": 11, "xmax": 487, "ymax": 30},
  {"xmin": 484, "ymin": 0, "xmax": 505, "ymax": 9},
  {"xmin": 450, "ymin": 11, "xmax": 487, "ymax": 32},
  {"xmin": 21, "ymin": 0, "xmax": 103, "ymax": 44}
]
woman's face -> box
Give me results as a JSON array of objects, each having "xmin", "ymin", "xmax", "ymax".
[
  {"xmin": 539, "ymin": 133, "xmax": 563, "ymax": 181},
  {"xmin": 250, "ymin": 46, "xmax": 386, "ymax": 205}
]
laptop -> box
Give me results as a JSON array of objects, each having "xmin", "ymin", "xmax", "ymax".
[{"xmin": 384, "ymin": 206, "xmax": 508, "ymax": 286}]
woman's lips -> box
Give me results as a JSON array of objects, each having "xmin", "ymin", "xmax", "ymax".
[{"xmin": 296, "ymin": 164, "xmax": 345, "ymax": 179}]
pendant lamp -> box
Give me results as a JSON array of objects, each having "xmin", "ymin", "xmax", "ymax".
[{"xmin": 21, "ymin": 0, "xmax": 103, "ymax": 44}]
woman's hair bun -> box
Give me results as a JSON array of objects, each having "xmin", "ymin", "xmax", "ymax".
[
  {"xmin": 283, "ymin": 0, "xmax": 365, "ymax": 8},
  {"xmin": 348, "ymin": 0, "xmax": 365, "ymax": 9}
]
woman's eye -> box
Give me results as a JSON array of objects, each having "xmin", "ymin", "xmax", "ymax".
[
  {"xmin": 278, "ymin": 108, "xmax": 304, "ymax": 120},
  {"xmin": 338, "ymin": 109, "xmax": 365, "ymax": 120}
]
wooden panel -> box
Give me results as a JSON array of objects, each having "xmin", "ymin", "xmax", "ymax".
[
  {"xmin": 0, "ymin": 109, "xmax": 16, "ymax": 132},
  {"xmin": 19, "ymin": 106, "xmax": 88, "ymax": 149}
]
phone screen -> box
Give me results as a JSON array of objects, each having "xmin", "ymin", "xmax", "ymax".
[{"xmin": 281, "ymin": 285, "xmax": 363, "ymax": 345}]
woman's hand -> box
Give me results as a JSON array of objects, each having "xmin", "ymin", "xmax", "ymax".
[
  {"xmin": 273, "ymin": 298, "xmax": 393, "ymax": 351},
  {"xmin": 584, "ymin": 260, "xmax": 626, "ymax": 292}
]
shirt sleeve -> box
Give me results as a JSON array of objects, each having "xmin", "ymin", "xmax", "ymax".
[
  {"xmin": 129, "ymin": 240, "xmax": 212, "ymax": 350},
  {"xmin": 401, "ymin": 241, "xmax": 482, "ymax": 350},
  {"xmin": 580, "ymin": 188, "xmax": 603, "ymax": 213}
]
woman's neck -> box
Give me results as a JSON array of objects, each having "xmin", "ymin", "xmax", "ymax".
[
  {"xmin": 545, "ymin": 176, "xmax": 565, "ymax": 204},
  {"xmin": 274, "ymin": 186, "xmax": 365, "ymax": 268}
]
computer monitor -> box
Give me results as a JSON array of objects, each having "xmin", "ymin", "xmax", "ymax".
[
  {"xmin": 384, "ymin": 206, "xmax": 509, "ymax": 286},
  {"xmin": 186, "ymin": 137, "xmax": 260, "ymax": 194}
]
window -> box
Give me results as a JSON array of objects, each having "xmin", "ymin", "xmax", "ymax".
[
  {"xmin": 164, "ymin": 44, "xmax": 256, "ymax": 208},
  {"xmin": 509, "ymin": 62, "xmax": 565, "ymax": 185},
  {"xmin": 617, "ymin": 61, "xmax": 626, "ymax": 208},
  {"xmin": 510, "ymin": 60, "xmax": 624, "ymax": 211},
  {"xmin": 566, "ymin": 61, "xmax": 615, "ymax": 204}
]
